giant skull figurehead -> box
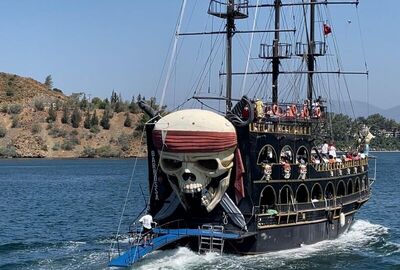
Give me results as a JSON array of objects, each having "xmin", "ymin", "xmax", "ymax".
[{"xmin": 153, "ymin": 109, "xmax": 237, "ymax": 212}]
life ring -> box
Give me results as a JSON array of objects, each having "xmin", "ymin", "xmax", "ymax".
[
  {"xmin": 303, "ymin": 106, "xmax": 309, "ymax": 118},
  {"xmin": 272, "ymin": 104, "xmax": 279, "ymax": 115},
  {"xmin": 315, "ymin": 107, "xmax": 321, "ymax": 118},
  {"xmin": 290, "ymin": 105, "xmax": 297, "ymax": 117}
]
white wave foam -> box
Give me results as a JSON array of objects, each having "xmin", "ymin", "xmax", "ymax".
[
  {"xmin": 132, "ymin": 219, "xmax": 392, "ymax": 270},
  {"xmin": 133, "ymin": 247, "xmax": 219, "ymax": 270}
]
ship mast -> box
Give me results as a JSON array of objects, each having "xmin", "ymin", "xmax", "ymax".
[
  {"xmin": 307, "ymin": 0, "xmax": 316, "ymax": 103},
  {"xmin": 226, "ymin": 0, "xmax": 235, "ymax": 111},
  {"xmin": 272, "ymin": 0, "xmax": 281, "ymax": 104}
]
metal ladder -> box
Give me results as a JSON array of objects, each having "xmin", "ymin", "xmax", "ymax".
[{"xmin": 198, "ymin": 224, "xmax": 225, "ymax": 255}]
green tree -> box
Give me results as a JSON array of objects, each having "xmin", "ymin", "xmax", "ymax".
[
  {"xmin": 71, "ymin": 108, "xmax": 81, "ymax": 128},
  {"xmin": 90, "ymin": 110, "xmax": 99, "ymax": 126},
  {"xmin": 100, "ymin": 110, "xmax": 111, "ymax": 130},
  {"xmin": 46, "ymin": 106, "xmax": 57, "ymax": 123},
  {"xmin": 8, "ymin": 104, "xmax": 22, "ymax": 114},
  {"xmin": 110, "ymin": 90, "xmax": 118, "ymax": 105},
  {"xmin": 91, "ymin": 97, "xmax": 102, "ymax": 108},
  {"xmin": 99, "ymin": 98, "xmax": 109, "ymax": 109},
  {"xmin": 44, "ymin": 75, "xmax": 53, "ymax": 90},
  {"xmin": 61, "ymin": 106, "xmax": 69, "ymax": 124},
  {"xmin": 124, "ymin": 112, "xmax": 132, "ymax": 127},
  {"xmin": 114, "ymin": 100, "xmax": 126, "ymax": 113},
  {"xmin": 80, "ymin": 94, "xmax": 89, "ymax": 110},
  {"xmin": 0, "ymin": 125, "xmax": 6, "ymax": 138},
  {"xmin": 11, "ymin": 115, "xmax": 20, "ymax": 128},
  {"xmin": 34, "ymin": 99, "xmax": 45, "ymax": 111},
  {"xmin": 84, "ymin": 110, "xmax": 91, "ymax": 129},
  {"xmin": 129, "ymin": 96, "xmax": 140, "ymax": 113}
]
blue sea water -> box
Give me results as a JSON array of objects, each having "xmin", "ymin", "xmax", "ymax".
[{"xmin": 0, "ymin": 153, "xmax": 399, "ymax": 269}]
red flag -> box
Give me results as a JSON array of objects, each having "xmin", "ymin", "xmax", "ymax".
[
  {"xmin": 324, "ymin": 24, "xmax": 332, "ymax": 35},
  {"xmin": 234, "ymin": 148, "xmax": 245, "ymax": 204}
]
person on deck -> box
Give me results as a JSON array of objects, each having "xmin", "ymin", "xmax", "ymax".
[
  {"xmin": 255, "ymin": 99, "xmax": 265, "ymax": 122},
  {"xmin": 321, "ymin": 141, "xmax": 329, "ymax": 158},
  {"xmin": 328, "ymin": 142, "xmax": 337, "ymax": 159},
  {"xmin": 139, "ymin": 214, "xmax": 156, "ymax": 246}
]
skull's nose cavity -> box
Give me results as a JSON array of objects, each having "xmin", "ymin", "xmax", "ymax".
[{"xmin": 182, "ymin": 173, "xmax": 196, "ymax": 182}]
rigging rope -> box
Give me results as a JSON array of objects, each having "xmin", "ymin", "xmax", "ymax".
[
  {"xmin": 240, "ymin": 0, "xmax": 261, "ymax": 97},
  {"xmin": 159, "ymin": 0, "xmax": 187, "ymax": 109},
  {"xmin": 355, "ymin": 6, "xmax": 370, "ymax": 116},
  {"xmin": 108, "ymin": 122, "xmax": 147, "ymax": 254}
]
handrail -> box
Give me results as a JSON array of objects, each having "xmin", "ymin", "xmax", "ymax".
[{"xmin": 257, "ymin": 191, "xmax": 370, "ymax": 218}]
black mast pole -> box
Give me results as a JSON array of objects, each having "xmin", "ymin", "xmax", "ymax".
[
  {"xmin": 226, "ymin": 0, "xmax": 235, "ymax": 111},
  {"xmin": 307, "ymin": 0, "xmax": 316, "ymax": 103},
  {"xmin": 272, "ymin": 0, "xmax": 281, "ymax": 104}
]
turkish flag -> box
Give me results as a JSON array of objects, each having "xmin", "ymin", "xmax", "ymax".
[{"xmin": 324, "ymin": 24, "xmax": 332, "ymax": 35}]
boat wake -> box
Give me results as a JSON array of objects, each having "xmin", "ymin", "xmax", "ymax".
[
  {"xmin": 132, "ymin": 219, "xmax": 398, "ymax": 270},
  {"xmin": 3, "ymin": 219, "xmax": 396, "ymax": 270}
]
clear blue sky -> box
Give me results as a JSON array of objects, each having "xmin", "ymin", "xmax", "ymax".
[{"xmin": 0, "ymin": 1, "xmax": 398, "ymax": 109}]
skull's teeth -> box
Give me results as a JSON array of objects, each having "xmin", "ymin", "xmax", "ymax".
[{"xmin": 183, "ymin": 183, "xmax": 203, "ymax": 193}]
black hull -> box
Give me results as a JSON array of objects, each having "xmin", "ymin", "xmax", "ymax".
[
  {"xmin": 167, "ymin": 210, "xmax": 357, "ymax": 255},
  {"xmin": 226, "ymin": 212, "xmax": 355, "ymax": 254}
]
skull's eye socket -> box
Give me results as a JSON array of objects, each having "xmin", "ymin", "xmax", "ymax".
[
  {"xmin": 162, "ymin": 158, "xmax": 182, "ymax": 171},
  {"xmin": 197, "ymin": 159, "xmax": 218, "ymax": 172}
]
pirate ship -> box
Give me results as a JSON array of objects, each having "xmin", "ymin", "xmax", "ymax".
[{"xmin": 109, "ymin": 0, "xmax": 376, "ymax": 267}]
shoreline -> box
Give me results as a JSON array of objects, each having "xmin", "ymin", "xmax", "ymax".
[
  {"xmin": 0, "ymin": 156, "xmax": 147, "ymax": 160},
  {"xmin": 0, "ymin": 151, "xmax": 398, "ymax": 160},
  {"xmin": 369, "ymin": 150, "xmax": 400, "ymax": 153}
]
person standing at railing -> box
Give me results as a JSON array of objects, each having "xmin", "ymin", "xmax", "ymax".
[
  {"xmin": 255, "ymin": 99, "xmax": 265, "ymax": 122},
  {"xmin": 328, "ymin": 141, "xmax": 337, "ymax": 159},
  {"xmin": 321, "ymin": 141, "xmax": 329, "ymax": 159},
  {"xmin": 139, "ymin": 214, "xmax": 157, "ymax": 246}
]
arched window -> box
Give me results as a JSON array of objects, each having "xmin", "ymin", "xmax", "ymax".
[
  {"xmin": 311, "ymin": 183, "xmax": 323, "ymax": 200},
  {"xmin": 355, "ymin": 177, "xmax": 361, "ymax": 192},
  {"xmin": 296, "ymin": 146, "xmax": 309, "ymax": 164},
  {"xmin": 257, "ymin": 145, "xmax": 277, "ymax": 165},
  {"xmin": 347, "ymin": 179, "xmax": 354, "ymax": 194},
  {"xmin": 337, "ymin": 181, "xmax": 346, "ymax": 197},
  {"xmin": 325, "ymin": 182, "xmax": 335, "ymax": 199},
  {"xmin": 296, "ymin": 184, "xmax": 309, "ymax": 203},
  {"xmin": 280, "ymin": 145, "xmax": 294, "ymax": 164},
  {"xmin": 260, "ymin": 186, "xmax": 276, "ymax": 209},
  {"xmin": 279, "ymin": 185, "xmax": 293, "ymax": 204},
  {"xmin": 311, "ymin": 147, "xmax": 322, "ymax": 164},
  {"xmin": 361, "ymin": 176, "xmax": 367, "ymax": 190}
]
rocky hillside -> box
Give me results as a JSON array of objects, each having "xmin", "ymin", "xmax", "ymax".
[
  {"xmin": 0, "ymin": 72, "xmax": 146, "ymax": 158},
  {"xmin": 0, "ymin": 72, "xmax": 66, "ymax": 106}
]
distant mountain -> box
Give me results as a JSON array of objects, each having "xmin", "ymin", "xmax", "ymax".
[
  {"xmin": 330, "ymin": 100, "xmax": 400, "ymax": 122},
  {"xmin": 384, "ymin": 105, "xmax": 400, "ymax": 122}
]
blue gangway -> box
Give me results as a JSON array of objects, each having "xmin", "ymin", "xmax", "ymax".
[{"xmin": 108, "ymin": 228, "xmax": 241, "ymax": 267}]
